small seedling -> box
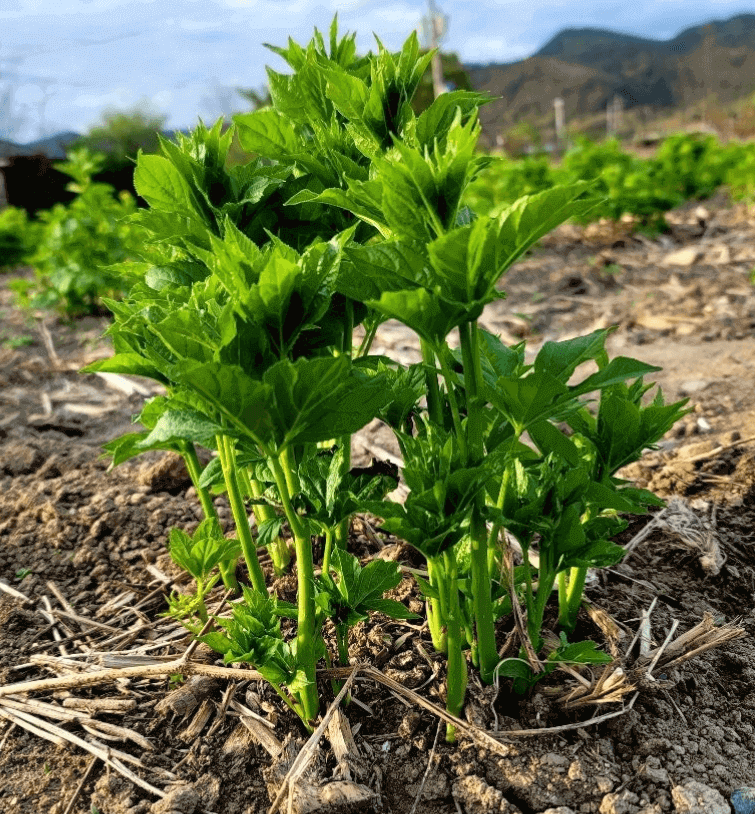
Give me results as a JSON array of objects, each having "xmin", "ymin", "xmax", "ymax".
[{"xmin": 2, "ymin": 334, "xmax": 34, "ymax": 349}]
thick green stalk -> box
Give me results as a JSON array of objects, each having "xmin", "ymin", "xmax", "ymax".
[
  {"xmin": 426, "ymin": 557, "xmax": 448, "ymax": 654},
  {"xmin": 356, "ymin": 318, "xmax": 379, "ymax": 357},
  {"xmin": 443, "ymin": 549, "xmax": 467, "ymax": 743},
  {"xmin": 421, "ymin": 340, "xmax": 444, "ymax": 428},
  {"xmin": 216, "ymin": 435, "xmax": 266, "ymax": 595},
  {"xmin": 280, "ymin": 447, "xmax": 300, "ymax": 497},
  {"xmin": 529, "ymin": 565, "xmax": 557, "ymax": 649},
  {"xmin": 182, "ymin": 442, "xmax": 238, "ymax": 591},
  {"xmin": 239, "ymin": 467, "xmax": 291, "ymax": 576},
  {"xmin": 322, "ymin": 526, "xmax": 335, "ymax": 577},
  {"xmin": 557, "ymin": 566, "xmax": 588, "ymax": 632},
  {"xmin": 182, "ymin": 442, "xmax": 217, "ymax": 522},
  {"xmin": 335, "ymin": 623, "xmax": 350, "ymax": 667},
  {"xmin": 459, "ymin": 322, "xmax": 498, "ymax": 684},
  {"xmin": 339, "ymin": 302, "xmax": 354, "ymax": 549},
  {"xmin": 270, "ymin": 453, "xmax": 320, "ymax": 725},
  {"xmin": 436, "ymin": 345, "xmax": 468, "ymax": 461}
]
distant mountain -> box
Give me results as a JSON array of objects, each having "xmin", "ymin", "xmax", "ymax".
[
  {"xmin": 465, "ymin": 13, "xmax": 755, "ymax": 145},
  {"xmin": 0, "ymin": 132, "xmax": 80, "ymax": 160}
]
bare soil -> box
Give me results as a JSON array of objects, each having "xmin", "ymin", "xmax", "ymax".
[{"xmin": 1, "ymin": 195, "xmax": 755, "ymax": 814}]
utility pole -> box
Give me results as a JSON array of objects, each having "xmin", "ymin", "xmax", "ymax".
[
  {"xmin": 607, "ymin": 94, "xmax": 622, "ymax": 137},
  {"xmin": 553, "ymin": 97, "xmax": 565, "ymax": 147},
  {"xmin": 421, "ymin": 0, "xmax": 448, "ymax": 98}
]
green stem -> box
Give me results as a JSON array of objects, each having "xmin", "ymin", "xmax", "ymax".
[
  {"xmin": 240, "ymin": 467, "xmax": 291, "ymax": 576},
  {"xmin": 529, "ymin": 565, "xmax": 557, "ymax": 650},
  {"xmin": 558, "ymin": 566, "xmax": 587, "ymax": 632},
  {"xmin": 182, "ymin": 442, "xmax": 217, "ymax": 522},
  {"xmin": 335, "ymin": 441, "xmax": 351, "ymax": 554},
  {"xmin": 426, "ymin": 557, "xmax": 448, "ymax": 654},
  {"xmin": 459, "ymin": 322, "xmax": 498, "ymax": 684},
  {"xmin": 270, "ymin": 453, "xmax": 320, "ymax": 725},
  {"xmin": 216, "ymin": 435, "xmax": 266, "ymax": 594},
  {"xmin": 436, "ymin": 344, "xmax": 468, "ymax": 460},
  {"xmin": 421, "ymin": 340, "xmax": 443, "ymax": 428},
  {"xmin": 270, "ymin": 680, "xmax": 305, "ymax": 720},
  {"xmin": 322, "ymin": 526, "xmax": 335, "ymax": 577},
  {"xmin": 280, "ymin": 447, "xmax": 300, "ymax": 497},
  {"xmin": 356, "ymin": 318, "xmax": 379, "ymax": 357},
  {"xmin": 182, "ymin": 442, "xmax": 238, "ymax": 592},
  {"xmin": 443, "ymin": 549, "xmax": 467, "ymax": 743},
  {"xmin": 195, "ymin": 582, "xmax": 209, "ymax": 625},
  {"xmin": 335, "ymin": 623, "xmax": 350, "ymax": 667}
]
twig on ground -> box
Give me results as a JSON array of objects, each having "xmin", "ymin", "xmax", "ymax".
[
  {"xmin": 644, "ymin": 619, "xmax": 680, "ymax": 679},
  {"xmin": 0, "ymin": 704, "xmax": 167, "ymax": 796},
  {"xmin": 268, "ymin": 668, "xmax": 359, "ymax": 814},
  {"xmin": 409, "ymin": 719, "xmax": 442, "ymax": 814},
  {"xmin": 0, "ymin": 580, "xmax": 32, "ymax": 603},
  {"xmin": 61, "ymin": 756, "xmax": 99, "ymax": 814},
  {"xmin": 36, "ymin": 317, "xmax": 61, "ymax": 371},
  {"xmin": 680, "ymin": 433, "xmax": 755, "ymax": 463}
]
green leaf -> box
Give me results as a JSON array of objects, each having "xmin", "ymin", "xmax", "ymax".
[
  {"xmin": 257, "ymin": 516, "xmax": 285, "ymax": 549},
  {"xmin": 366, "ymin": 288, "xmax": 472, "ymax": 345},
  {"xmin": 570, "ymin": 357, "xmax": 661, "ymax": 397},
  {"xmin": 367, "ymin": 598, "xmax": 418, "ymax": 620},
  {"xmin": 134, "ymin": 154, "xmax": 195, "ymax": 214},
  {"xmin": 527, "ymin": 421, "xmax": 581, "ymax": 468},
  {"xmin": 415, "ymin": 91, "xmax": 489, "ymax": 150},
  {"xmin": 138, "ymin": 409, "xmax": 225, "ymax": 450},
  {"xmin": 81, "ymin": 353, "xmax": 168, "ymax": 385},
  {"xmin": 234, "ymin": 109, "xmax": 304, "ymax": 159},
  {"xmin": 340, "ymin": 240, "xmax": 428, "ymax": 301},
  {"xmin": 534, "ymin": 330, "xmax": 611, "ymax": 383}
]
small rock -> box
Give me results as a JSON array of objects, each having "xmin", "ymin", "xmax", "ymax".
[
  {"xmin": 696, "ymin": 417, "xmax": 712, "ymax": 433},
  {"xmin": 599, "ymin": 789, "xmax": 639, "ymax": 814},
  {"xmin": 541, "ymin": 809, "xmax": 577, "ymax": 814},
  {"xmin": 150, "ymin": 785, "xmax": 200, "ymax": 814},
  {"xmin": 398, "ymin": 709, "xmax": 422, "ymax": 740},
  {"xmin": 1, "ymin": 441, "xmax": 45, "ymax": 476},
  {"xmin": 694, "ymin": 205, "xmax": 710, "ymax": 223},
  {"xmin": 596, "ymin": 776, "xmax": 615, "ymax": 794},
  {"xmin": 661, "ymin": 247, "xmax": 703, "ymax": 267},
  {"xmin": 680, "ymin": 380, "xmax": 711, "ymax": 395},
  {"xmin": 453, "ymin": 776, "xmax": 503, "ymax": 813},
  {"xmin": 672, "ymin": 780, "xmax": 731, "ymax": 814},
  {"xmin": 541, "ymin": 753, "xmax": 570, "ymax": 767},
  {"xmin": 644, "ymin": 762, "xmax": 670, "ymax": 785},
  {"xmin": 709, "ymin": 245, "xmax": 731, "ymax": 265},
  {"xmin": 732, "ymin": 787, "xmax": 755, "ymax": 814},
  {"xmin": 452, "ymin": 775, "xmax": 522, "ymax": 813},
  {"xmin": 138, "ymin": 452, "xmax": 192, "ymax": 492}
]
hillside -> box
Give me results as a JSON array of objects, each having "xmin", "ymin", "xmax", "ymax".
[{"xmin": 466, "ymin": 13, "xmax": 755, "ymax": 145}]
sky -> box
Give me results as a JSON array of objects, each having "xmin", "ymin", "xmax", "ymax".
[{"xmin": 2, "ymin": 0, "xmax": 754, "ymax": 143}]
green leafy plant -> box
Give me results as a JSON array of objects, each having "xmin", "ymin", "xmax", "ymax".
[
  {"xmin": 18, "ymin": 149, "xmax": 142, "ymax": 315},
  {"xmin": 165, "ymin": 519, "xmax": 240, "ymax": 626},
  {"xmin": 85, "ymin": 19, "xmax": 686, "ymax": 738},
  {"xmin": 0, "ymin": 206, "xmax": 42, "ymax": 271},
  {"xmin": 316, "ymin": 548, "xmax": 417, "ymax": 667}
]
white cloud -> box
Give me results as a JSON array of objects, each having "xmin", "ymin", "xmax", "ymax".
[
  {"xmin": 457, "ymin": 34, "xmax": 533, "ymax": 63},
  {"xmin": 74, "ymin": 87, "xmax": 136, "ymax": 111}
]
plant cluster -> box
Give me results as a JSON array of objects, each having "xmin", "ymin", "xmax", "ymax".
[
  {"xmin": 10, "ymin": 149, "xmax": 143, "ymax": 315},
  {"xmin": 465, "ymin": 132, "xmax": 755, "ymax": 232},
  {"xmin": 87, "ymin": 21, "xmax": 687, "ymax": 738},
  {"xmin": 0, "ymin": 206, "xmax": 42, "ymax": 271}
]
